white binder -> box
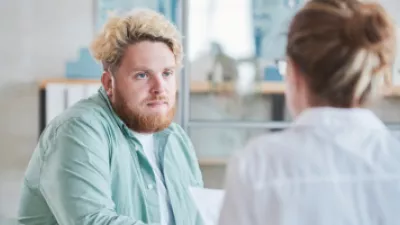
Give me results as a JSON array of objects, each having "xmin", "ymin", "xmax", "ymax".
[
  {"xmin": 66, "ymin": 84, "xmax": 86, "ymax": 108},
  {"xmin": 85, "ymin": 83, "xmax": 102, "ymax": 98},
  {"xmin": 46, "ymin": 84, "xmax": 66, "ymax": 124}
]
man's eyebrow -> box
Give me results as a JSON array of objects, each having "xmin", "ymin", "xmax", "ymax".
[
  {"xmin": 129, "ymin": 67, "xmax": 151, "ymax": 72},
  {"xmin": 129, "ymin": 66, "xmax": 177, "ymax": 73}
]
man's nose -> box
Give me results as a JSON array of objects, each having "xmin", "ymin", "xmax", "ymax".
[{"xmin": 151, "ymin": 74, "xmax": 166, "ymax": 94}]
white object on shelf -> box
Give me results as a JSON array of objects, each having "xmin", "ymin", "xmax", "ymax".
[
  {"xmin": 85, "ymin": 83, "xmax": 102, "ymax": 98},
  {"xmin": 46, "ymin": 84, "xmax": 67, "ymax": 124},
  {"xmin": 66, "ymin": 84, "xmax": 86, "ymax": 108},
  {"xmin": 45, "ymin": 83, "xmax": 101, "ymax": 125}
]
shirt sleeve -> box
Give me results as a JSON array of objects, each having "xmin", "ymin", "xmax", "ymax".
[
  {"xmin": 174, "ymin": 123, "xmax": 204, "ymax": 187},
  {"xmin": 172, "ymin": 123, "xmax": 204, "ymax": 225},
  {"xmin": 39, "ymin": 117, "xmax": 159, "ymax": 225}
]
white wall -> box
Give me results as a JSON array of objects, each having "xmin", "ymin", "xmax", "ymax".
[{"xmin": 0, "ymin": 0, "xmax": 93, "ymax": 218}]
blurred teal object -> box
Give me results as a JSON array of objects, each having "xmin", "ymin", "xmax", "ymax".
[
  {"xmin": 65, "ymin": 48, "xmax": 102, "ymax": 79},
  {"xmin": 65, "ymin": 0, "xmax": 178, "ymax": 79},
  {"xmin": 252, "ymin": 0, "xmax": 305, "ymax": 60},
  {"xmin": 264, "ymin": 66, "xmax": 283, "ymax": 81},
  {"xmin": 95, "ymin": 0, "xmax": 177, "ymax": 31},
  {"xmin": 252, "ymin": 0, "xmax": 304, "ymax": 82},
  {"xmin": 96, "ymin": 0, "xmax": 158, "ymax": 32}
]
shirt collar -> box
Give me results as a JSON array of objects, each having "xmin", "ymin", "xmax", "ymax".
[
  {"xmin": 99, "ymin": 86, "xmax": 128, "ymax": 132},
  {"xmin": 292, "ymin": 107, "xmax": 386, "ymax": 130}
]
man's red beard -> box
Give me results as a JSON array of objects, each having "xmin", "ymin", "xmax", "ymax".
[{"xmin": 112, "ymin": 92, "xmax": 176, "ymax": 133}]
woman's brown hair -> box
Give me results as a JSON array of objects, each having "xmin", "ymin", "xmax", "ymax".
[{"xmin": 286, "ymin": 0, "xmax": 396, "ymax": 107}]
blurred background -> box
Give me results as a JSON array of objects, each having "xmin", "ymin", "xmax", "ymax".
[{"xmin": 1, "ymin": 0, "xmax": 400, "ymax": 221}]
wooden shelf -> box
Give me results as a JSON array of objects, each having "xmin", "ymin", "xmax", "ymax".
[
  {"xmin": 190, "ymin": 81, "xmax": 286, "ymax": 94},
  {"xmin": 38, "ymin": 78, "xmax": 286, "ymax": 94},
  {"xmin": 198, "ymin": 157, "xmax": 228, "ymax": 166},
  {"xmin": 38, "ymin": 78, "xmax": 400, "ymax": 97},
  {"xmin": 39, "ymin": 78, "xmax": 100, "ymax": 89}
]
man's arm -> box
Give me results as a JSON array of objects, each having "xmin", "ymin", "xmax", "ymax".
[
  {"xmin": 173, "ymin": 124, "xmax": 204, "ymax": 187},
  {"xmin": 40, "ymin": 117, "xmax": 158, "ymax": 225},
  {"xmin": 171, "ymin": 124, "xmax": 204, "ymax": 225}
]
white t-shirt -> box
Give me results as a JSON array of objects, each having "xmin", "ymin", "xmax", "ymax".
[{"xmin": 134, "ymin": 132, "xmax": 172, "ymax": 225}]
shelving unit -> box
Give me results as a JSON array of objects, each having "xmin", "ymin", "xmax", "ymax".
[
  {"xmin": 38, "ymin": 78, "xmax": 286, "ymax": 167},
  {"xmin": 37, "ymin": 78, "xmax": 288, "ymax": 130},
  {"xmin": 38, "ymin": 78, "xmax": 400, "ymax": 167},
  {"xmin": 198, "ymin": 157, "xmax": 228, "ymax": 166},
  {"xmin": 39, "ymin": 78, "xmax": 286, "ymax": 94},
  {"xmin": 39, "ymin": 78, "xmax": 101, "ymax": 89},
  {"xmin": 39, "ymin": 78, "xmax": 400, "ymax": 96}
]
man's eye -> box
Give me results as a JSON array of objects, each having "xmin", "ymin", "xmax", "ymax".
[
  {"xmin": 163, "ymin": 71, "xmax": 173, "ymax": 77},
  {"xmin": 135, "ymin": 73, "xmax": 148, "ymax": 79}
]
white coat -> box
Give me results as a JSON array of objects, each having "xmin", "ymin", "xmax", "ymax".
[{"xmin": 218, "ymin": 107, "xmax": 400, "ymax": 225}]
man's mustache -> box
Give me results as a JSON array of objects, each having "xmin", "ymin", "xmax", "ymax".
[{"xmin": 144, "ymin": 95, "xmax": 169, "ymax": 103}]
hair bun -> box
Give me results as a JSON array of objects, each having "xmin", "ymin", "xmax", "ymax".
[{"xmin": 343, "ymin": 3, "xmax": 394, "ymax": 51}]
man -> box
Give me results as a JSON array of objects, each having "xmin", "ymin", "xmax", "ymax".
[{"xmin": 18, "ymin": 9, "xmax": 203, "ymax": 225}]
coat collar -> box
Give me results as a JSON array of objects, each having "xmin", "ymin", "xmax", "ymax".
[{"xmin": 292, "ymin": 107, "xmax": 386, "ymax": 130}]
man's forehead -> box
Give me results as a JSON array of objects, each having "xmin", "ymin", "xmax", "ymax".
[{"xmin": 120, "ymin": 42, "xmax": 176, "ymax": 70}]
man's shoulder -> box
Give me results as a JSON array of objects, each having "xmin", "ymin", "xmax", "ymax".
[
  {"xmin": 165, "ymin": 122, "xmax": 186, "ymax": 136},
  {"xmin": 41, "ymin": 94, "xmax": 112, "ymax": 139},
  {"xmin": 230, "ymin": 129, "xmax": 310, "ymax": 182},
  {"xmin": 161, "ymin": 123, "xmax": 195, "ymax": 153},
  {"xmin": 163, "ymin": 123, "xmax": 192, "ymax": 144},
  {"xmin": 163, "ymin": 123, "xmax": 204, "ymax": 185}
]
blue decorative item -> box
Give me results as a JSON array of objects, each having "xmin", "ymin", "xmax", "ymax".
[
  {"xmin": 95, "ymin": 0, "xmax": 178, "ymax": 31},
  {"xmin": 66, "ymin": 48, "xmax": 102, "ymax": 79},
  {"xmin": 252, "ymin": 0, "xmax": 305, "ymax": 81},
  {"xmin": 65, "ymin": 0, "xmax": 178, "ymax": 79},
  {"xmin": 264, "ymin": 66, "xmax": 283, "ymax": 81}
]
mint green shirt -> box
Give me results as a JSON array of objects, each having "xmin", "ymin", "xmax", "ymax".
[{"xmin": 18, "ymin": 87, "xmax": 204, "ymax": 225}]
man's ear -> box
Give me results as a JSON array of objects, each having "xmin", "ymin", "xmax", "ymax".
[{"xmin": 101, "ymin": 70, "xmax": 113, "ymax": 97}]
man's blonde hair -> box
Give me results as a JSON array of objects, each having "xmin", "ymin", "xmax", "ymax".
[{"xmin": 90, "ymin": 9, "xmax": 183, "ymax": 73}]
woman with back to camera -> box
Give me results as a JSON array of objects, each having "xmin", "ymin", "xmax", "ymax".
[{"xmin": 218, "ymin": 0, "xmax": 400, "ymax": 224}]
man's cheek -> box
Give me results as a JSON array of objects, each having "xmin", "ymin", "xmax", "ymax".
[{"xmin": 169, "ymin": 96, "xmax": 176, "ymax": 106}]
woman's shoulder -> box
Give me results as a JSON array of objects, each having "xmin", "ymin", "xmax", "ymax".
[{"xmin": 229, "ymin": 130, "xmax": 309, "ymax": 182}]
